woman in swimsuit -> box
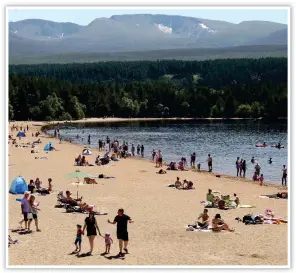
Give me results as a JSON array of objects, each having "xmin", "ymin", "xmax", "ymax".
[{"xmin": 212, "ymin": 214, "xmax": 234, "ymax": 232}]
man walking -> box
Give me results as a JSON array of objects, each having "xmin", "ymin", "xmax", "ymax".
[{"xmin": 108, "ymin": 208, "xmax": 134, "ymax": 257}]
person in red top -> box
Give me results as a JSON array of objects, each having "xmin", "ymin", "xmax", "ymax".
[{"xmin": 74, "ymin": 224, "xmax": 84, "ymax": 253}]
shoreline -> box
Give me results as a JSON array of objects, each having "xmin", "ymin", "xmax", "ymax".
[
  {"xmin": 41, "ymin": 116, "xmax": 288, "ymax": 126},
  {"xmin": 40, "ymin": 121, "xmax": 286, "ymax": 190}
]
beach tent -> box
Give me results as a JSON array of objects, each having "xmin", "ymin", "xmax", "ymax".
[
  {"xmin": 44, "ymin": 142, "xmax": 54, "ymax": 151},
  {"xmin": 82, "ymin": 149, "xmax": 92, "ymax": 155},
  {"xmin": 16, "ymin": 131, "xmax": 25, "ymax": 137},
  {"xmin": 10, "ymin": 176, "xmax": 27, "ymax": 194}
]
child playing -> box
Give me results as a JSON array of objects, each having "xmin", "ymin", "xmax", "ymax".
[
  {"xmin": 74, "ymin": 224, "xmax": 84, "ymax": 252},
  {"xmin": 102, "ymin": 232, "xmax": 113, "ymax": 254},
  {"xmin": 258, "ymin": 174, "xmax": 264, "ymax": 186}
]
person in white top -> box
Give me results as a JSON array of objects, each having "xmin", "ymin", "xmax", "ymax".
[{"xmin": 282, "ymin": 165, "xmax": 287, "ymax": 186}]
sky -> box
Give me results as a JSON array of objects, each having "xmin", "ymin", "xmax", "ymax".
[{"xmin": 8, "ymin": 8, "xmax": 288, "ymax": 25}]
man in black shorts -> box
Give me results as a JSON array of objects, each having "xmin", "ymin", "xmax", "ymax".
[
  {"xmin": 108, "ymin": 208, "xmax": 134, "ymax": 257},
  {"xmin": 207, "ymin": 154, "xmax": 212, "ymax": 172}
]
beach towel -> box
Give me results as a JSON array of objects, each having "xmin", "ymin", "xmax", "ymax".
[
  {"xmin": 185, "ymin": 225, "xmax": 213, "ymax": 232},
  {"xmin": 238, "ymin": 205, "xmax": 256, "ymax": 208}
]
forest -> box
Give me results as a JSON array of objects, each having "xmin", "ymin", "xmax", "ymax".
[{"xmin": 9, "ymin": 58, "xmax": 287, "ymax": 121}]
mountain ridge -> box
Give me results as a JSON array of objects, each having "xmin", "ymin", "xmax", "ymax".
[{"xmin": 9, "ymin": 14, "xmax": 288, "ymax": 57}]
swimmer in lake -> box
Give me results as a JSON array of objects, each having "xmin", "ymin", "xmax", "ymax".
[
  {"xmin": 268, "ymin": 158, "xmax": 272, "ymax": 164},
  {"xmin": 251, "ymin": 157, "xmax": 255, "ymax": 164}
]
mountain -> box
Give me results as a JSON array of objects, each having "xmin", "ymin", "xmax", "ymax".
[
  {"xmin": 245, "ymin": 28, "xmax": 288, "ymax": 45},
  {"xmin": 9, "ymin": 14, "xmax": 288, "ymax": 57}
]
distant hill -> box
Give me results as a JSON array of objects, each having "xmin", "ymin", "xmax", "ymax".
[
  {"xmin": 9, "ymin": 14, "xmax": 288, "ymax": 57},
  {"xmin": 246, "ymin": 28, "xmax": 288, "ymax": 45},
  {"xmin": 9, "ymin": 45, "xmax": 287, "ymax": 65}
]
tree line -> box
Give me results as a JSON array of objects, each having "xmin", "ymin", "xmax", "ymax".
[{"xmin": 9, "ymin": 58, "xmax": 287, "ymax": 121}]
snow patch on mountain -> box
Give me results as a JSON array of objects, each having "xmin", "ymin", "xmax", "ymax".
[
  {"xmin": 155, "ymin": 23, "xmax": 172, "ymax": 34},
  {"xmin": 199, "ymin": 23, "xmax": 216, "ymax": 33}
]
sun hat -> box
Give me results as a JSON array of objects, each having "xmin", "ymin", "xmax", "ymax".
[
  {"xmin": 105, "ymin": 232, "xmax": 110, "ymax": 236},
  {"xmin": 77, "ymin": 224, "xmax": 82, "ymax": 228},
  {"xmin": 24, "ymin": 191, "xmax": 30, "ymax": 194}
]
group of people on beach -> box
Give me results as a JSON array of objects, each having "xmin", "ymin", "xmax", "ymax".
[
  {"xmin": 189, "ymin": 209, "xmax": 235, "ymax": 232},
  {"xmin": 20, "ymin": 191, "xmax": 41, "ymax": 232},
  {"xmin": 28, "ymin": 178, "xmax": 53, "ymax": 194}
]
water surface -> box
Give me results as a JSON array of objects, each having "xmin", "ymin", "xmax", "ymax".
[{"xmin": 48, "ymin": 120, "xmax": 287, "ymax": 184}]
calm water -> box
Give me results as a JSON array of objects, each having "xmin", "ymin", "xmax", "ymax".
[{"xmin": 48, "ymin": 120, "xmax": 288, "ymax": 184}]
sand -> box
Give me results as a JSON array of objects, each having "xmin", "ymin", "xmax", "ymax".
[{"xmin": 8, "ymin": 120, "xmax": 288, "ymax": 267}]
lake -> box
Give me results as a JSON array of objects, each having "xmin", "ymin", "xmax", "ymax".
[{"xmin": 48, "ymin": 120, "xmax": 288, "ymax": 184}]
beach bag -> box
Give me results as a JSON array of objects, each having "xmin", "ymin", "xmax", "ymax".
[
  {"xmin": 27, "ymin": 213, "xmax": 33, "ymax": 220},
  {"xmin": 242, "ymin": 214, "xmax": 254, "ymax": 224}
]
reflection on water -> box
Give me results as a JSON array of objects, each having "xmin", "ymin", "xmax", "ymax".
[{"xmin": 49, "ymin": 120, "xmax": 287, "ymax": 184}]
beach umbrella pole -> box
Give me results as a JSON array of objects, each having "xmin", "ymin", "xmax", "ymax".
[{"xmin": 77, "ymin": 178, "xmax": 79, "ymax": 200}]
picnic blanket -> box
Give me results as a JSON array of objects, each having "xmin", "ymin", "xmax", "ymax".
[{"xmin": 185, "ymin": 225, "xmax": 213, "ymax": 232}]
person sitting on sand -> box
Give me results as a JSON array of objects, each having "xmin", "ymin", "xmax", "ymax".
[
  {"xmin": 75, "ymin": 155, "xmax": 82, "ymax": 166},
  {"xmin": 37, "ymin": 178, "xmax": 53, "ymax": 194},
  {"xmin": 233, "ymin": 193, "xmax": 240, "ymax": 206},
  {"xmin": 175, "ymin": 177, "xmax": 182, "ymax": 189},
  {"xmin": 182, "ymin": 179, "xmax": 193, "ymax": 189},
  {"xmin": 28, "ymin": 180, "xmax": 35, "ymax": 194},
  {"xmin": 197, "ymin": 209, "xmax": 210, "ymax": 228},
  {"xmin": 49, "ymin": 143, "xmax": 56, "ymax": 151},
  {"xmin": 35, "ymin": 178, "xmax": 42, "ymax": 190},
  {"xmin": 178, "ymin": 161, "xmax": 187, "ymax": 171},
  {"xmin": 206, "ymin": 189, "xmax": 220, "ymax": 207},
  {"xmin": 157, "ymin": 169, "xmax": 167, "ymax": 174},
  {"xmin": 95, "ymin": 156, "xmax": 102, "ymax": 166},
  {"xmin": 81, "ymin": 156, "xmax": 89, "ymax": 166},
  {"xmin": 212, "ymin": 214, "xmax": 235, "ymax": 232}
]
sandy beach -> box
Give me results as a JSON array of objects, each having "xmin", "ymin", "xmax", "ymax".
[{"xmin": 8, "ymin": 120, "xmax": 288, "ymax": 266}]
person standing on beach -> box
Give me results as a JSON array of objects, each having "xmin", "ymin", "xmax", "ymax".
[
  {"xmin": 140, "ymin": 145, "xmax": 144, "ymax": 157},
  {"xmin": 29, "ymin": 195, "xmax": 41, "ymax": 232},
  {"xmin": 20, "ymin": 191, "xmax": 32, "ymax": 231},
  {"xmin": 190, "ymin": 152, "xmax": 196, "ymax": 168},
  {"xmin": 137, "ymin": 145, "xmax": 140, "ymax": 155},
  {"xmin": 207, "ymin": 154, "xmax": 212, "ymax": 172},
  {"xmin": 108, "ymin": 209, "xmax": 134, "ymax": 257},
  {"xmin": 255, "ymin": 163, "xmax": 261, "ymax": 176},
  {"xmin": 152, "ymin": 149, "xmax": 156, "ymax": 162},
  {"xmin": 74, "ymin": 224, "xmax": 84, "ymax": 253},
  {"xmin": 235, "ymin": 157, "xmax": 240, "ymax": 177},
  {"xmin": 282, "ymin": 165, "xmax": 287, "ymax": 186},
  {"xmin": 82, "ymin": 211, "xmax": 102, "ymax": 256},
  {"xmin": 241, "ymin": 160, "xmax": 246, "ymax": 178},
  {"xmin": 158, "ymin": 150, "xmax": 163, "ymax": 167},
  {"xmin": 131, "ymin": 144, "xmax": 135, "ymax": 156}
]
